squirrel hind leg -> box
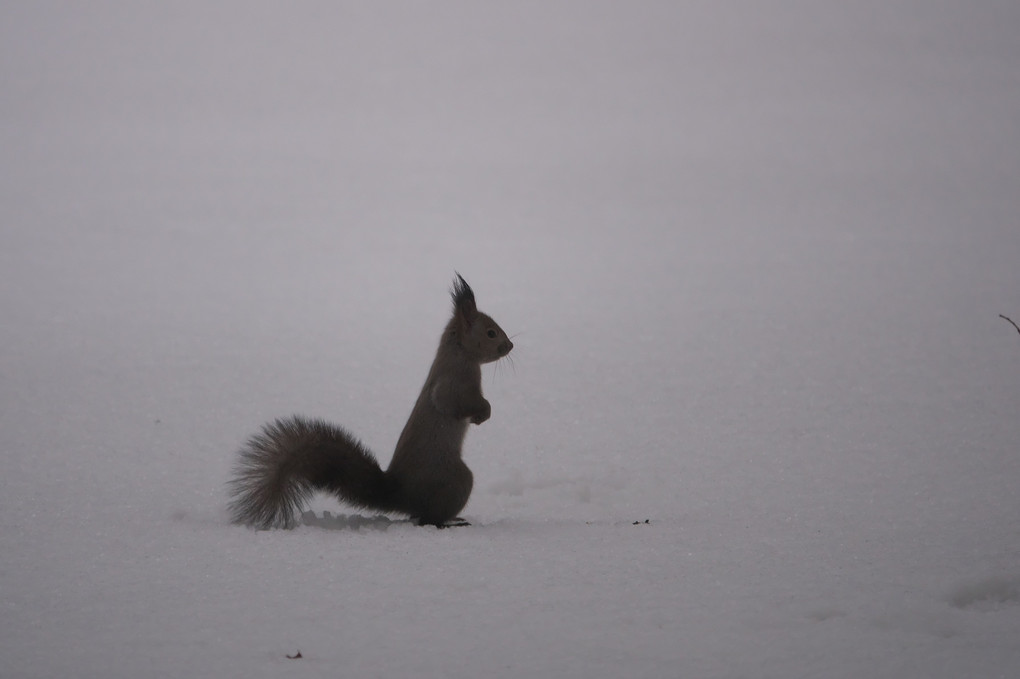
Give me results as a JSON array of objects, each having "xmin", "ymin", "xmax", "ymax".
[
  {"xmin": 399, "ymin": 463, "xmax": 473, "ymax": 527},
  {"xmin": 406, "ymin": 483, "xmax": 472, "ymax": 528}
]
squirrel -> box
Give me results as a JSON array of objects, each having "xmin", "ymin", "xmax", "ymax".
[{"xmin": 228, "ymin": 274, "xmax": 513, "ymax": 528}]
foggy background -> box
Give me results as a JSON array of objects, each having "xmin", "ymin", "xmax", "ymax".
[{"xmin": 2, "ymin": 2, "xmax": 1019, "ymax": 677}]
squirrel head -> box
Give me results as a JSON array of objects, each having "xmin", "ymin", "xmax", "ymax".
[{"xmin": 448, "ymin": 273, "xmax": 513, "ymax": 363}]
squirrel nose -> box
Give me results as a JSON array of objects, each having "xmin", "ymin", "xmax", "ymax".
[{"xmin": 501, "ymin": 340, "xmax": 513, "ymax": 355}]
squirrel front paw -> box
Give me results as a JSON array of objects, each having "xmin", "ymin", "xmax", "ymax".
[{"xmin": 470, "ymin": 400, "xmax": 491, "ymax": 425}]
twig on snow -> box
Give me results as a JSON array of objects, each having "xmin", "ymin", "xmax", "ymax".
[{"xmin": 1000, "ymin": 314, "xmax": 1020, "ymax": 337}]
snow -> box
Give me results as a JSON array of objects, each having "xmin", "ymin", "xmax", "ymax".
[{"xmin": 2, "ymin": 2, "xmax": 1019, "ymax": 677}]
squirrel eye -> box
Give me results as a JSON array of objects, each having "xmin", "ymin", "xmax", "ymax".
[{"xmin": 486, "ymin": 329, "xmax": 497, "ymax": 339}]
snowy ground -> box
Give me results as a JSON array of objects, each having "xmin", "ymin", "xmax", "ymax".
[{"xmin": 3, "ymin": 2, "xmax": 1020, "ymax": 677}]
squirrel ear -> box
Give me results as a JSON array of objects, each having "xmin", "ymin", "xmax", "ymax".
[{"xmin": 451, "ymin": 272, "xmax": 477, "ymax": 327}]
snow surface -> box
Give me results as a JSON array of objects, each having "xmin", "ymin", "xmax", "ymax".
[{"xmin": 3, "ymin": 2, "xmax": 1020, "ymax": 677}]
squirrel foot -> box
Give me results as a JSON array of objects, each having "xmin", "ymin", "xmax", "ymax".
[{"xmin": 413, "ymin": 516, "xmax": 471, "ymax": 528}]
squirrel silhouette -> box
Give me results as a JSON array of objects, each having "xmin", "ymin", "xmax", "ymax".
[{"xmin": 228, "ymin": 274, "xmax": 513, "ymax": 528}]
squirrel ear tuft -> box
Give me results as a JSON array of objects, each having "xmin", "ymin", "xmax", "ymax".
[{"xmin": 451, "ymin": 272, "xmax": 477, "ymax": 325}]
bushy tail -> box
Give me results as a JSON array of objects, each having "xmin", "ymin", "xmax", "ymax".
[{"xmin": 228, "ymin": 415, "xmax": 402, "ymax": 529}]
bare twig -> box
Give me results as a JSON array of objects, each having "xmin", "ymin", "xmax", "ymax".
[{"xmin": 1000, "ymin": 314, "xmax": 1020, "ymax": 337}]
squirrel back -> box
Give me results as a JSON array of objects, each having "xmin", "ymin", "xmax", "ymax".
[{"xmin": 227, "ymin": 274, "xmax": 513, "ymax": 528}]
